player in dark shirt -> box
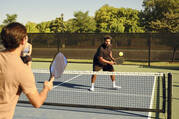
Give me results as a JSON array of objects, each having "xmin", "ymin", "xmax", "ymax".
[{"xmin": 89, "ymin": 35, "xmax": 121, "ymax": 91}]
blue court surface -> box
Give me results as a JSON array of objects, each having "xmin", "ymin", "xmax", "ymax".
[{"xmin": 15, "ymin": 71, "xmax": 159, "ymax": 119}]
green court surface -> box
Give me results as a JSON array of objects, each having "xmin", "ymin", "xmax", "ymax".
[{"xmin": 31, "ymin": 61, "xmax": 179, "ymax": 119}]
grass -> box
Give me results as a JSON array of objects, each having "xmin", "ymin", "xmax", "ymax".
[
  {"xmin": 123, "ymin": 61, "xmax": 179, "ymax": 66},
  {"xmin": 33, "ymin": 58, "xmax": 92, "ymax": 63},
  {"xmin": 33, "ymin": 58, "xmax": 179, "ymax": 67}
]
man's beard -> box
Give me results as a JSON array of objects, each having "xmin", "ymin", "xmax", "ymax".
[{"xmin": 105, "ymin": 43, "xmax": 111, "ymax": 47}]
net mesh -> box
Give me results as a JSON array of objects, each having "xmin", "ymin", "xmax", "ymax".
[{"xmin": 18, "ymin": 70, "xmax": 165, "ymax": 112}]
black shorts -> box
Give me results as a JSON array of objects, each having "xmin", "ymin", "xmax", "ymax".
[
  {"xmin": 21, "ymin": 55, "xmax": 32, "ymax": 64},
  {"xmin": 93, "ymin": 64, "xmax": 114, "ymax": 71}
]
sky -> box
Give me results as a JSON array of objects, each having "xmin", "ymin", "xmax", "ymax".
[{"xmin": 0, "ymin": 0, "xmax": 144, "ymax": 25}]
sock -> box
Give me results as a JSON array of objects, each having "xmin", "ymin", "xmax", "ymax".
[
  {"xmin": 91, "ymin": 83, "xmax": 94, "ymax": 89},
  {"xmin": 112, "ymin": 81, "xmax": 116, "ymax": 87}
]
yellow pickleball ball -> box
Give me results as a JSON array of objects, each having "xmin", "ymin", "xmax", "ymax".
[{"xmin": 119, "ymin": 52, "xmax": 123, "ymax": 57}]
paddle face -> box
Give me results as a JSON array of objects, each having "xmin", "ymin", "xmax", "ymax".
[
  {"xmin": 50, "ymin": 52, "xmax": 67, "ymax": 79},
  {"xmin": 114, "ymin": 51, "xmax": 124, "ymax": 65},
  {"xmin": 114, "ymin": 58, "xmax": 121, "ymax": 65}
]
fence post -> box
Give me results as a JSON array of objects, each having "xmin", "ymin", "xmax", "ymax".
[
  {"xmin": 148, "ymin": 33, "xmax": 151, "ymax": 67},
  {"xmin": 56, "ymin": 33, "xmax": 60, "ymax": 52}
]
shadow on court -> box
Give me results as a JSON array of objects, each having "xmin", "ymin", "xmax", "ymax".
[
  {"xmin": 38, "ymin": 81, "xmax": 117, "ymax": 91},
  {"xmin": 15, "ymin": 103, "xmax": 155, "ymax": 119}
]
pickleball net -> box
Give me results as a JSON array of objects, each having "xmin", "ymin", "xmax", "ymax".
[{"xmin": 18, "ymin": 70, "xmax": 170, "ymax": 114}]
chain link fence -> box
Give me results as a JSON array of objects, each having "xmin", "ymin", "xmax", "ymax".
[{"xmin": 1, "ymin": 33, "xmax": 179, "ymax": 62}]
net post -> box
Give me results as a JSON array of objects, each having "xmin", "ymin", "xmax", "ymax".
[
  {"xmin": 167, "ymin": 73, "xmax": 172, "ymax": 119},
  {"xmin": 162, "ymin": 74, "xmax": 166, "ymax": 113}
]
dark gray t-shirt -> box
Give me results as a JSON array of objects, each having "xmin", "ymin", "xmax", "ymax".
[{"xmin": 93, "ymin": 43, "xmax": 112, "ymax": 66}]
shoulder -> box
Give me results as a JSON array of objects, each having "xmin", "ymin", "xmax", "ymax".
[
  {"xmin": 99, "ymin": 44, "xmax": 105, "ymax": 49},
  {"xmin": 29, "ymin": 43, "xmax": 32, "ymax": 47},
  {"xmin": 27, "ymin": 43, "xmax": 32, "ymax": 47},
  {"xmin": 0, "ymin": 51, "xmax": 9, "ymax": 60},
  {"xmin": 18, "ymin": 63, "xmax": 34, "ymax": 81},
  {"xmin": 98, "ymin": 45, "xmax": 105, "ymax": 52}
]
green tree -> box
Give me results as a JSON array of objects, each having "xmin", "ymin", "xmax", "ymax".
[
  {"xmin": 95, "ymin": 5, "xmax": 144, "ymax": 33},
  {"xmin": 95, "ymin": 5, "xmax": 119, "ymax": 32},
  {"xmin": 3, "ymin": 14, "xmax": 17, "ymax": 25},
  {"xmin": 117, "ymin": 8, "xmax": 144, "ymax": 33},
  {"xmin": 0, "ymin": 25, "xmax": 4, "ymax": 32},
  {"xmin": 142, "ymin": 0, "xmax": 179, "ymax": 32},
  {"xmin": 65, "ymin": 19, "xmax": 76, "ymax": 32},
  {"xmin": 66, "ymin": 11, "xmax": 96, "ymax": 33},
  {"xmin": 49, "ymin": 13, "xmax": 66, "ymax": 33},
  {"xmin": 25, "ymin": 22, "xmax": 39, "ymax": 33},
  {"xmin": 36, "ymin": 21, "xmax": 51, "ymax": 33}
]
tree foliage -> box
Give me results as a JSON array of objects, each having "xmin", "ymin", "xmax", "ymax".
[
  {"xmin": 66, "ymin": 11, "xmax": 96, "ymax": 33},
  {"xmin": 25, "ymin": 22, "xmax": 39, "ymax": 33},
  {"xmin": 36, "ymin": 21, "xmax": 51, "ymax": 33},
  {"xmin": 95, "ymin": 5, "xmax": 144, "ymax": 33},
  {"xmin": 142, "ymin": 0, "xmax": 179, "ymax": 32},
  {"xmin": 0, "ymin": 25, "xmax": 4, "ymax": 32},
  {"xmin": 3, "ymin": 14, "xmax": 17, "ymax": 25},
  {"xmin": 1, "ymin": 2, "xmax": 178, "ymax": 33},
  {"xmin": 49, "ymin": 13, "xmax": 66, "ymax": 33}
]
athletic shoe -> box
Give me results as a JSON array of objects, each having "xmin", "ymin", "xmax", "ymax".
[
  {"xmin": 113, "ymin": 85, "xmax": 121, "ymax": 89},
  {"xmin": 89, "ymin": 87, "xmax": 94, "ymax": 91}
]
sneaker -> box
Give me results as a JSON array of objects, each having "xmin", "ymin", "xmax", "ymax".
[
  {"xmin": 113, "ymin": 85, "xmax": 121, "ymax": 89},
  {"xmin": 89, "ymin": 87, "xmax": 94, "ymax": 91}
]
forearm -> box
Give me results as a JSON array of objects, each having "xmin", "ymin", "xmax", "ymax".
[
  {"xmin": 28, "ymin": 86, "xmax": 49, "ymax": 108},
  {"xmin": 27, "ymin": 81, "xmax": 52, "ymax": 108},
  {"xmin": 38, "ymin": 86, "xmax": 49, "ymax": 106},
  {"xmin": 99, "ymin": 57, "xmax": 112, "ymax": 64},
  {"xmin": 110, "ymin": 52, "xmax": 114, "ymax": 61}
]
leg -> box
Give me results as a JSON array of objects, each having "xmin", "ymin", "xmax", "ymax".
[
  {"xmin": 110, "ymin": 74, "xmax": 115, "ymax": 82},
  {"xmin": 111, "ymin": 74, "xmax": 121, "ymax": 89},
  {"xmin": 89, "ymin": 74, "xmax": 96, "ymax": 91},
  {"xmin": 89, "ymin": 65, "xmax": 102, "ymax": 91},
  {"xmin": 91, "ymin": 74, "xmax": 97, "ymax": 83},
  {"xmin": 104, "ymin": 64, "xmax": 121, "ymax": 89}
]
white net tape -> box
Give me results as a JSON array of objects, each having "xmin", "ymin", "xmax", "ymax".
[{"xmin": 32, "ymin": 69, "xmax": 164, "ymax": 76}]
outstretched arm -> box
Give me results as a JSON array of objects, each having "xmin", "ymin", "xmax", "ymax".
[
  {"xmin": 99, "ymin": 56, "xmax": 115, "ymax": 65},
  {"xmin": 110, "ymin": 51, "xmax": 115, "ymax": 61},
  {"xmin": 26, "ymin": 76, "xmax": 54, "ymax": 108}
]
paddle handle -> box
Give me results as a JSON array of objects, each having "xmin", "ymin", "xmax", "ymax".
[{"xmin": 49, "ymin": 75, "xmax": 55, "ymax": 83}]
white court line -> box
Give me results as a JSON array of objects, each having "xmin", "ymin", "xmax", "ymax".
[
  {"xmin": 148, "ymin": 76, "xmax": 157, "ymax": 119},
  {"xmin": 37, "ymin": 87, "xmax": 151, "ymax": 98},
  {"xmin": 53, "ymin": 74, "xmax": 82, "ymax": 89},
  {"xmin": 51, "ymin": 89, "xmax": 151, "ymax": 97}
]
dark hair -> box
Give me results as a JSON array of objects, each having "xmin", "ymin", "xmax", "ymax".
[
  {"xmin": 104, "ymin": 35, "xmax": 112, "ymax": 41},
  {"xmin": 1, "ymin": 22, "xmax": 27, "ymax": 50}
]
